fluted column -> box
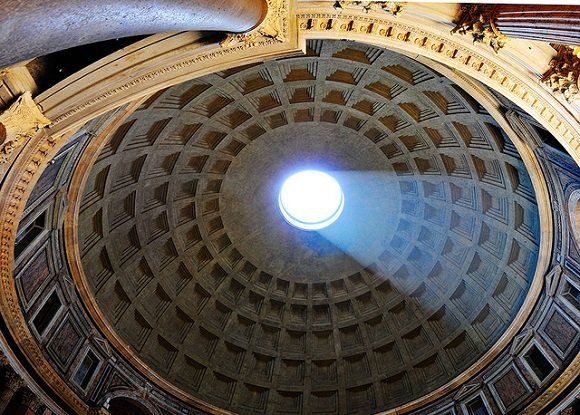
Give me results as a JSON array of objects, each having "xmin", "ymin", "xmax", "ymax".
[
  {"xmin": 0, "ymin": 371, "xmax": 25, "ymax": 414},
  {"xmin": 0, "ymin": 0, "xmax": 268, "ymax": 68},
  {"xmin": 452, "ymin": 5, "xmax": 580, "ymax": 52},
  {"xmin": 491, "ymin": 5, "xmax": 580, "ymax": 45}
]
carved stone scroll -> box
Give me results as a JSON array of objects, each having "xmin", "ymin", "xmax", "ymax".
[{"xmin": 0, "ymin": 91, "xmax": 50, "ymax": 164}]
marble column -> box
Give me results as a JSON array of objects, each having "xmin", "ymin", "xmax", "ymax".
[
  {"xmin": 491, "ymin": 5, "xmax": 580, "ymax": 45},
  {"xmin": 452, "ymin": 5, "xmax": 580, "ymax": 52},
  {"xmin": 0, "ymin": 0, "xmax": 267, "ymax": 68}
]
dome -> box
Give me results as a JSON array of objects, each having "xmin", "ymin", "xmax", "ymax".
[{"xmin": 77, "ymin": 40, "xmax": 540, "ymax": 414}]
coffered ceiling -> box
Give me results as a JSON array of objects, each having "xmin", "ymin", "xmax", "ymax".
[{"xmin": 78, "ymin": 40, "xmax": 540, "ymax": 414}]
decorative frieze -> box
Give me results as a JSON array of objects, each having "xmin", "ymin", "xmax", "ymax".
[
  {"xmin": 0, "ymin": 91, "xmax": 50, "ymax": 164},
  {"xmin": 451, "ymin": 5, "xmax": 507, "ymax": 53},
  {"xmin": 542, "ymin": 45, "xmax": 580, "ymax": 104}
]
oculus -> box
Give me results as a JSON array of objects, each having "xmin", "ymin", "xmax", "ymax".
[{"xmin": 278, "ymin": 170, "xmax": 344, "ymax": 230}]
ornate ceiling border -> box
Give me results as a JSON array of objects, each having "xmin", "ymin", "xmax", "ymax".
[
  {"xmin": 0, "ymin": 1, "xmax": 577, "ymax": 414},
  {"xmin": 0, "ymin": 125, "xmax": 87, "ymax": 413}
]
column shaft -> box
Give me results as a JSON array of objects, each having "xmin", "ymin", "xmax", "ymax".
[
  {"xmin": 0, "ymin": 0, "xmax": 267, "ymax": 68},
  {"xmin": 492, "ymin": 5, "xmax": 580, "ymax": 45}
]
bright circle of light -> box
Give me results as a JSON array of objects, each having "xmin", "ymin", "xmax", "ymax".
[{"xmin": 278, "ymin": 170, "xmax": 344, "ymax": 230}]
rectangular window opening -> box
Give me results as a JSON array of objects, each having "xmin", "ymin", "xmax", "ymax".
[
  {"xmin": 524, "ymin": 344, "xmax": 555, "ymax": 382},
  {"xmin": 563, "ymin": 281, "xmax": 580, "ymax": 312},
  {"xmin": 15, "ymin": 211, "xmax": 47, "ymax": 257},
  {"xmin": 32, "ymin": 290, "xmax": 62, "ymax": 335},
  {"xmin": 465, "ymin": 396, "xmax": 489, "ymax": 415},
  {"xmin": 73, "ymin": 350, "xmax": 100, "ymax": 389}
]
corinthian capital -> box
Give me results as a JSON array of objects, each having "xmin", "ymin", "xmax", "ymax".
[
  {"xmin": 0, "ymin": 91, "xmax": 50, "ymax": 164},
  {"xmin": 542, "ymin": 45, "xmax": 580, "ymax": 104},
  {"xmin": 4, "ymin": 370, "xmax": 25, "ymax": 392},
  {"xmin": 221, "ymin": 0, "xmax": 289, "ymax": 47},
  {"xmin": 21, "ymin": 388, "xmax": 43, "ymax": 411},
  {"xmin": 451, "ymin": 5, "xmax": 507, "ymax": 53}
]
